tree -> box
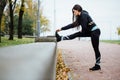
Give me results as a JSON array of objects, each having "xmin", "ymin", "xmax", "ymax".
[
  {"xmin": 24, "ymin": 0, "xmax": 50, "ymax": 36},
  {"xmin": 5, "ymin": 0, "xmax": 50, "ymax": 38},
  {"xmin": 25, "ymin": 0, "xmax": 37, "ymax": 35},
  {"xmin": 117, "ymin": 26, "xmax": 120, "ymax": 35},
  {"xmin": 8, "ymin": 0, "xmax": 17, "ymax": 40},
  {"xmin": 18, "ymin": 0, "xmax": 25, "ymax": 39},
  {"xmin": 40, "ymin": 15, "xmax": 50, "ymax": 33},
  {"xmin": 0, "ymin": 0, "xmax": 7, "ymax": 42}
]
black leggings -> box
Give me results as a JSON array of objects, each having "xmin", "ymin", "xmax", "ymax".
[{"xmin": 62, "ymin": 29, "xmax": 101, "ymax": 65}]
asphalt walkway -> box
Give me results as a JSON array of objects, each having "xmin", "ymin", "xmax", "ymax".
[{"xmin": 58, "ymin": 39, "xmax": 120, "ymax": 80}]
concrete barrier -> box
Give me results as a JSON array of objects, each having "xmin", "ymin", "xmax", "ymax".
[
  {"xmin": 35, "ymin": 36, "xmax": 56, "ymax": 42},
  {"xmin": 0, "ymin": 40, "xmax": 57, "ymax": 80}
]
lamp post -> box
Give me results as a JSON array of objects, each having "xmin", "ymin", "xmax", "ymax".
[
  {"xmin": 54, "ymin": 0, "xmax": 56, "ymax": 32},
  {"xmin": 37, "ymin": 0, "xmax": 40, "ymax": 37}
]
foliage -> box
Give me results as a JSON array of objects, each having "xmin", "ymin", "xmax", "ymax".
[
  {"xmin": 117, "ymin": 26, "xmax": 120, "ymax": 35},
  {"xmin": 1, "ymin": 15, "xmax": 9, "ymax": 34},
  {"xmin": 0, "ymin": 0, "xmax": 7, "ymax": 38},
  {"xmin": 56, "ymin": 49, "xmax": 70, "ymax": 80},
  {"xmin": 14, "ymin": 15, "xmax": 18, "ymax": 34},
  {"xmin": 40, "ymin": 13, "xmax": 50, "ymax": 33},
  {"xmin": 1, "ymin": 0, "xmax": 50, "ymax": 37},
  {"xmin": 25, "ymin": 0, "xmax": 50, "ymax": 33},
  {"xmin": 1, "ymin": 15, "xmax": 5, "ymax": 32},
  {"xmin": 22, "ymin": 13, "xmax": 34, "ymax": 35}
]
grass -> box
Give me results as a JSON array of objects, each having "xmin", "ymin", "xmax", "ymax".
[
  {"xmin": 101, "ymin": 40, "xmax": 120, "ymax": 44},
  {"xmin": 0, "ymin": 37, "xmax": 120, "ymax": 47},
  {"xmin": 0, "ymin": 37, "xmax": 34, "ymax": 47}
]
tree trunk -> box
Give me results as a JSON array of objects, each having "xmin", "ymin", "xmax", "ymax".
[
  {"xmin": 9, "ymin": 0, "xmax": 14, "ymax": 40},
  {"xmin": 0, "ymin": 0, "xmax": 7, "ymax": 42},
  {"xmin": 18, "ymin": 0, "xmax": 24, "ymax": 39}
]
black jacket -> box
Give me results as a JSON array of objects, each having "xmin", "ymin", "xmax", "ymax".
[{"xmin": 61, "ymin": 10, "xmax": 96, "ymax": 33}]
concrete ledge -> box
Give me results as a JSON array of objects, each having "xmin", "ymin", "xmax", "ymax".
[
  {"xmin": 35, "ymin": 36, "xmax": 56, "ymax": 42},
  {"xmin": 0, "ymin": 42, "xmax": 57, "ymax": 80}
]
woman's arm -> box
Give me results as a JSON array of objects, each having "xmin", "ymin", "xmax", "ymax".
[
  {"xmin": 61, "ymin": 23, "xmax": 74, "ymax": 30},
  {"xmin": 61, "ymin": 20, "xmax": 80, "ymax": 30},
  {"xmin": 56, "ymin": 19, "xmax": 80, "ymax": 32},
  {"xmin": 56, "ymin": 23, "xmax": 73, "ymax": 32}
]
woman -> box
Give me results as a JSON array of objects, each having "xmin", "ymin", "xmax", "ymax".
[{"xmin": 55, "ymin": 4, "xmax": 101, "ymax": 71}]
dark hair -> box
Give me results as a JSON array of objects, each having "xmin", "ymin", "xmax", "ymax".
[
  {"xmin": 72, "ymin": 4, "xmax": 82, "ymax": 12},
  {"xmin": 72, "ymin": 4, "xmax": 82, "ymax": 28}
]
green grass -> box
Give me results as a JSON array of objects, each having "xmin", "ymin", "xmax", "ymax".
[
  {"xmin": 0, "ymin": 37, "xmax": 34, "ymax": 47},
  {"xmin": 101, "ymin": 40, "xmax": 120, "ymax": 44}
]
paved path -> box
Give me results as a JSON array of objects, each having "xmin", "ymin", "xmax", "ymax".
[{"xmin": 58, "ymin": 39, "xmax": 120, "ymax": 80}]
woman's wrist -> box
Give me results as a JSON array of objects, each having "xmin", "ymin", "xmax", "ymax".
[{"xmin": 56, "ymin": 29, "xmax": 61, "ymax": 32}]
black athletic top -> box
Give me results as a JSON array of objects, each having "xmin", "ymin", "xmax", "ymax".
[{"xmin": 61, "ymin": 10, "xmax": 96, "ymax": 33}]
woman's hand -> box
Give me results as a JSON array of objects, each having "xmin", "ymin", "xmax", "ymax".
[{"xmin": 56, "ymin": 29, "xmax": 61, "ymax": 32}]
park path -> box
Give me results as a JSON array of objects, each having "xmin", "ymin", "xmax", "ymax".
[{"xmin": 58, "ymin": 39, "xmax": 120, "ymax": 80}]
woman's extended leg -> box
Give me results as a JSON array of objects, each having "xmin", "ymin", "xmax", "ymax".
[{"xmin": 55, "ymin": 31, "xmax": 88, "ymax": 42}]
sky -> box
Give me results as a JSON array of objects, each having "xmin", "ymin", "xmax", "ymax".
[{"xmin": 40, "ymin": 0, "xmax": 120, "ymax": 40}]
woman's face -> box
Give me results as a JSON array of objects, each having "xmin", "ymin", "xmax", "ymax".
[{"xmin": 73, "ymin": 9, "xmax": 81, "ymax": 16}]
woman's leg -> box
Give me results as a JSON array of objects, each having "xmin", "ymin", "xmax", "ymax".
[
  {"xmin": 90, "ymin": 29, "xmax": 101, "ymax": 71},
  {"xmin": 55, "ymin": 31, "xmax": 88, "ymax": 42}
]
